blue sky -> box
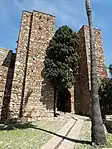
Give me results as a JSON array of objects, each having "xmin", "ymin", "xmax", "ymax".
[{"xmin": 0, "ymin": 0, "xmax": 112, "ymax": 66}]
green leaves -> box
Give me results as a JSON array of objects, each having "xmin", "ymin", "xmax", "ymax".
[
  {"xmin": 109, "ymin": 64, "xmax": 112, "ymax": 78},
  {"xmin": 44, "ymin": 25, "xmax": 79, "ymax": 89},
  {"xmin": 99, "ymin": 78, "xmax": 112, "ymax": 113}
]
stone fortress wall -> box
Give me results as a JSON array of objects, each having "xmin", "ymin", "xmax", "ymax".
[
  {"xmin": 76, "ymin": 26, "xmax": 107, "ymax": 115},
  {"xmin": 0, "ymin": 10, "xmax": 107, "ymax": 120},
  {"xmin": 9, "ymin": 10, "xmax": 55, "ymax": 119}
]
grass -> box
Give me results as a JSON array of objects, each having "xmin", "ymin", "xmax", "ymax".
[
  {"xmin": 74, "ymin": 121, "xmax": 112, "ymax": 149},
  {"xmin": 1, "ymin": 118, "xmax": 112, "ymax": 149},
  {"xmin": 106, "ymin": 133, "xmax": 112, "ymax": 148},
  {"xmin": 0, "ymin": 118, "xmax": 67, "ymax": 149}
]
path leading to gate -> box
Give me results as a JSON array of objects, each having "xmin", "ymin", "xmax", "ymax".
[{"xmin": 41, "ymin": 114, "xmax": 90, "ymax": 149}]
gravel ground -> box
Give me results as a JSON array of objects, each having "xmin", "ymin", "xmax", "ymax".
[{"xmin": 0, "ymin": 117, "xmax": 68, "ymax": 149}]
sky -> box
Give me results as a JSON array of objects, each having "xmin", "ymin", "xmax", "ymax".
[{"xmin": 0, "ymin": 0, "xmax": 112, "ymax": 66}]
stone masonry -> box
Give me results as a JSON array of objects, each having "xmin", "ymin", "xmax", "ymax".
[
  {"xmin": 9, "ymin": 10, "xmax": 56, "ymax": 119},
  {"xmin": 0, "ymin": 48, "xmax": 11, "ymax": 116},
  {"xmin": 77, "ymin": 26, "xmax": 107, "ymax": 116},
  {"xmin": 0, "ymin": 48, "xmax": 15, "ymax": 120},
  {"xmin": 0, "ymin": 11, "xmax": 107, "ymax": 120}
]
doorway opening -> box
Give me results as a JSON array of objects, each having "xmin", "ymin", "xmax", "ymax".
[{"xmin": 57, "ymin": 88, "xmax": 71, "ymax": 112}]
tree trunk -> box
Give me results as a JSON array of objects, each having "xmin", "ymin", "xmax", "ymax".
[
  {"xmin": 85, "ymin": 0, "xmax": 106, "ymax": 146},
  {"xmin": 54, "ymin": 86, "xmax": 57, "ymax": 117}
]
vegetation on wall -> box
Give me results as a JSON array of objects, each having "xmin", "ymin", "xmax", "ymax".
[
  {"xmin": 109, "ymin": 64, "xmax": 112, "ymax": 78},
  {"xmin": 44, "ymin": 25, "xmax": 79, "ymax": 116},
  {"xmin": 99, "ymin": 64, "xmax": 112, "ymax": 117},
  {"xmin": 99, "ymin": 78, "xmax": 112, "ymax": 116}
]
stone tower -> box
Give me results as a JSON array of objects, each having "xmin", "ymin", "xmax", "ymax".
[
  {"xmin": 76, "ymin": 26, "xmax": 107, "ymax": 115},
  {"xmin": 9, "ymin": 10, "xmax": 55, "ymax": 119}
]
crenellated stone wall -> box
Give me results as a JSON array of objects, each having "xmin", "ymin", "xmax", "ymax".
[{"xmin": 77, "ymin": 26, "xmax": 107, "ymax": 116}]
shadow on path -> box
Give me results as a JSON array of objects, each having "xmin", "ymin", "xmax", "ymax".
[
  {"xmin": 0, "ymin": 120, "xmax": 91, "ymax": 146},
  {"xmin": 35, "ymin": 127, "xmax": 91, "ymax": 145}
]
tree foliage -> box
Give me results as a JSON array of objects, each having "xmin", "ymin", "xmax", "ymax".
[
  {"xmin": 109, "ymin": 64, "xmax": 112, "ymax": 78},
  {"xmin": 44, "ymin": 26, "xmax": 79, "ymax": 89},
  {"xmin": 99, "ymin": 64, "xmax": 112, "ymax": 116},
  {"xmin": 99, "ymin": 78, "xmax": 112, "ymax": 116}
]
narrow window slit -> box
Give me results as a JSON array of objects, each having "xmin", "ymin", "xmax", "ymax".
[{"xmin": 39, "ymin": 15, "xmax": 42, "ymax": 19}]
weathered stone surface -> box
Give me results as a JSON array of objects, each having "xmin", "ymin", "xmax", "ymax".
[
  {"xmin": 77, "ymin": 26, "xmax": 107, "ymax": 116},
  {"xmin": 0, "ymin": 48, "xmax": 10, "ymax": 116},
  {"xmin": 0, "ymin": 48, "xmax": 15, "ymax": 119},
  {"xmin": 9, "ymin": 11, "xmax": 55, "ymax": 119},
  {"xmin": 9, "ymin": 11, "xmax": 32, "ymax": 118}
]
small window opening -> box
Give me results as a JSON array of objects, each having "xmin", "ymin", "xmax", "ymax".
[
  {"xmin": 39, "ymin": 15, "xmax": 42, "ymax": 19},
  {"xmin": 39, "ymin": 26, "xmax": 41, "ymax": 30},
  {"xmin": 47, "ymin": 17, "xmax": 49, "ymax": 21}
]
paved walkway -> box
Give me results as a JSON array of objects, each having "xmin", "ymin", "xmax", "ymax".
[{"xmin": 41, "ymin": 114, "xmax": 89, "ymax": 149}]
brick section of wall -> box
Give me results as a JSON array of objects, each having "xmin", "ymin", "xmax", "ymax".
[
  {"xmin": 0, "ymin": 48, "xmax": 14, "ymax": 118},
  {"xmin": 77, "ymin": 25, "xmax": 107, "ymax": 116},
  {"xmin": 9, "ymin": 11, "xmax": 32, "ymax": 118}
]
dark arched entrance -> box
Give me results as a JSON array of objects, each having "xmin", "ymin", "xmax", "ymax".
[{"xmin": 57, "ymin": 88, "xmax": 71, "ymax": 112}]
